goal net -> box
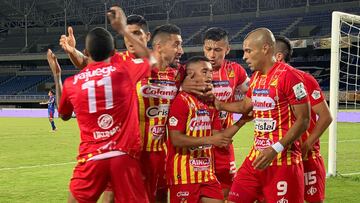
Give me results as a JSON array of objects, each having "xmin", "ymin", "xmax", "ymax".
[{"xmin": 328, "ymin": 11, "xmax": 360, "ymax": 176}]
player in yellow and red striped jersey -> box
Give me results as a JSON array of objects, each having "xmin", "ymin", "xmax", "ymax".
[
  {"xmin": 215, "ymin": 28, "xmax": 310, "ymax": 203},
  {"xmin": 167, "ymin": 56, "xmax": 248, "ymax": 203},
  {"xmin": 203, "ymin": 27, "xmax": 250, "ymax": 198},
  {"xmin": 275, "ymin": 36, "xmax": 332, "ymax": 203},
  {"xmin": 136, "ymin": 24, "xmax": 185, "ymax": 203}
]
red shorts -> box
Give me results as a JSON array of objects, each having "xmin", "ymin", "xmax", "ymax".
[
  {"xmin": 169, "ymin": 180, "xmax": 224, "ymax": 202},
  {"xmin": 228, "ymin": 158, "xmax": 304, "ymax": 203},
  {"xmin": 303, "ymin": 156, "xmax": 326, "ymax": 202},
  {"xmin": 140, "ymin": 151, "xmax": 167, "ymax": 202},
  {"xmin": 70, "ymin": 155, "xmax": 148, "ymax": 203},
  {"xmin": 214, "ymin": 144, "xmax": 236, "ymax": 189}
]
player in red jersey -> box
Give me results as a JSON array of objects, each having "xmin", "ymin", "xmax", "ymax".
[
  {"xmin": 203, "ymin": 27, "xmax": 249, "ymax": 198},
  {"xmin": 48, "ymin": 7, "xmax": 152, "ymax": 203},
  {"xmin": 167, "ymin": 56, "xmax": 249, "ymax": 203},
  {"xmin": 215, "ymin": 28, "xmax": 311, "ymax": 203},
  {"xmin": 275, "ymin": 35, "xmax": 332, "ymax": 203}
]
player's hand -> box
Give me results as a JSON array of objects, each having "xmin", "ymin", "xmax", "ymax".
[
  {"xmin": 182, "ymin": 71, "xmax": 212, "ymax": 96},
  {"xmin": 107, "ymin": 6, "xmax": 127, "ymax": 34},
  {"xmin": 252, "ymin": 147, "xmax": 277, "ymax": 170},
  {"xmin": 210, "ymin": 134, "xmax": 232, "ymax": 148},
  {"xmin": 47, "ymin": 49, "xmax": 62, "ymax": 78},
  {"xmin": 301, "ymin": 140, "xmax": 312, "ymax": 159},
  {"xmin": 59, "ymin": 27, "xmax": 76, "ymax": 54}
]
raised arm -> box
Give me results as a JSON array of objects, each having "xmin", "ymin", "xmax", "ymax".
[
  {"xmin": 46, "ymin": 49, "xmax": 72, "ymax": 121},
  {"xmin": 107, "ymin": 6, "xmax": 151, "ymax": 59},
  {"xmin": 59, "ymin": 26, "xmax": 89, "ymax": 69}
]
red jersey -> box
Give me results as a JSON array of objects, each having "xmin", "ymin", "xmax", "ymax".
[
  {"xmin": 212, "ymin": 60, "xmax": 249, "ymax": 128},
  {"xmin": 297, "ymin": 71, "xmax": 325, "ymax": 160},
  {"xmin": 166, "ymin": 91, "xmax": 221, "ymax": 185},
  {"xmin": 246, "ymin": 62, "xmax": 309, "ymax": 166},
  {"xmin": 136, "ymin": 65, "xmax": 184, "ymax": 152},
  {"xmin": 58, "ymin": 56, "xmax": 149, "ymax": 163}
]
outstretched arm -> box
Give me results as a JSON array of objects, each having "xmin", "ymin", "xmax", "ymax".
[
  {"xmin": 59, "ymin": 26, "xmax": 89, "ymax": 69},
  {"xmin": 46, "ymin": 49, "xmax": 72, "ymax": 121},
  {"xmin": 215, "ymin": 96, "xmax": 253, "ymax": 114}
]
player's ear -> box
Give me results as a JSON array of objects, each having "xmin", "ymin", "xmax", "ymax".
[
  {"xmin": 225, "ymin": 44, "xmax": 231, "ymax": 55},
  {"xmin": 146, "ymin": 32, "xmax": 151, "ymax": 42},
  {"xmin": 275, "ymin": 52, "xmax": 283, "ymax": 62}
]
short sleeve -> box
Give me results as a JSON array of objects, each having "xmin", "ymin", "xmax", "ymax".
[
  {"xmin": 304, "ymin": 73, "xmax": 325, "ymax": 106},
  {"xmin": 111, "ymin": 53, "xmax": 150, "ymax": 84},
  {"xmin": 281, "ymin": 70, "xmax": 309, "ymax": 105},
  {"xmin": 58, "ymin": 78, "xmax": 74, "ymax": 117},
  {"xmin": 167, "ymin": 95, "xmax": 189, "ymax": 132}
]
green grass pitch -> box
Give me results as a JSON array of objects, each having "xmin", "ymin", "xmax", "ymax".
[{"xmin": 0, "ymin": 118, "xmax": 359, "ymax": 202}]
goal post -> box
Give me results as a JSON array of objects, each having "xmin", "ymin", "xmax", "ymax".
[{"xmin": 329, "ymin": 11, "xmax": 360, "ymax": 177}]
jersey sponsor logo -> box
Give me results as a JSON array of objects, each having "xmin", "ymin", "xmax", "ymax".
[
  {"xmin": 169, "ymin": 116, "xmax": 178, "ymax": 126},
  {"xmin": 93, "ymin": 125, "xmax": 121, "ymax": 140},
  {"xmin": 252, "ymin": 96, "xmax": 276, "ymax": 111},
  {"xmin": 189, "ymin": 144, "xmax": 212, "ymax": 152},
  {"xmin": 151, "ymin": 125, "xmax": 166, "ymax": 140},
  {"xmin": 253, "ymin": 88, "xmax": 270, "ymax": 95},
  {"xmin": 97, "ymin": 114, "xmax": 114, "ymax": 130},
  {"xmin": 212, "ymin": 80, "xmax": 230, "ymax": 86},
  {"xmin": 276, "ymin": 197, "xmax": 288, "ymax": 203},
  {"xmin": 311, "ymin": 90, "xmax": 321, "ymax": 100},
  {"xmin": 190, "ymin": 157, "xmax": 211, "ymax": 171},
  {"xmin": 176, "ymin": 191, "xmax": 189, "ymax": 197},
  {"xmin": 292, "ymin": 82, "xmax": 307, "ymax": 100},
  {"xmin": 254, "ymin": 118, "xmax": 276, "ymax": 132},
  {"xmin": 307, "ymin": 186, "xmax": 318, "ymax": 196},
  {"xmin": 146, "ymin": 104, "xmax": 169, "ymax": 118},
  {"xmin": 254, "ymin": 136, "xmax": 274, "ymax": 150},
  {"xmin": 140, "ymin": 85, "xmax": 178, "ymax": 99},
  {"xmin": 73, "ymin": 66, "xmax": 116, "ymax": 84},
  {"xmin": 196, "ymin": 109, "xmax": 210, "ymax": 116},
  {"xmin": 189, "ymin": 116, "xmax": 211, "ymax": 131},
  {"xmin": 131, "ymin": 58, "xmax": 144, "ymax": 64},
  {"xmin": 219, "ymin": 111, "xmax": 228, "ymax": 120},
  {"xmin": 213, "ymin": 86, "xmax": 233, "ymax": 100},
  {"xmin": 149, "ymin": 79, "xmax": 176, "ymax": 85}
]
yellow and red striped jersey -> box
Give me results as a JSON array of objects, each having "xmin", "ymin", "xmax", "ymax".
[
  {"xmin": 212, "ymin": 60, "xmax": 249, "ymax": 129},
  {"xmin": 136, "ymin": 65, "xmax": 184, "ymax": 152},
  {"xmin": 246, "ymin": 62, "xmax": 309, "ymax": 166},
  {"xmin": 166, "ymin": 92, "xmax": 221, "ymax": 185},
  {"xmin": 296, "ymin": 70, "xmax": 325, "ymax": 160}
]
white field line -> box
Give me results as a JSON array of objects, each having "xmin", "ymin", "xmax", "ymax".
[
  {"xmin": 0, "ymin": 161, "xmax": 76, "ymax": 171},
  {"xmin": 341, "ymin": 172, "xmax": 360, "ymax": 176}
]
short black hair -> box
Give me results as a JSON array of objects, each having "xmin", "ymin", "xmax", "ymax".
[
  {"xmin": 203, "ymin": 27, "xmax": 229, "ymax": 42},
  {"xmin": 275, "ymin": 35, "xmax": 293, "ymax": 63},
  {"xmin": 127, "ymin": 14, "xmax": 149, "ymax": 32},
  {"xmin": 151, "ymin": 24, "xmax": 181, "ymax": 46},
  {"xmin": 86, "ymin": 27, "xmax": 114, "ymax": 62},
  {"xmin": 49, "ymin": 89, "xmax": 55, "ymax": 95},
  {"xmin": 185, "ymin": 55, "xmax": 210, "ymax": 70}
]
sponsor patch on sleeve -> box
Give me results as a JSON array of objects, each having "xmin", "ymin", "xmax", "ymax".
[
  {"xmin": 311, "ymin": 90, "xmax": 321, "ymax": 100},
  {"xmin": 169, "ymin": 116, "xmax": 178, "ymax": 126},
  {"xmin": 292, "ymin": 82, "xmax": 307, "ymax": 100}
]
